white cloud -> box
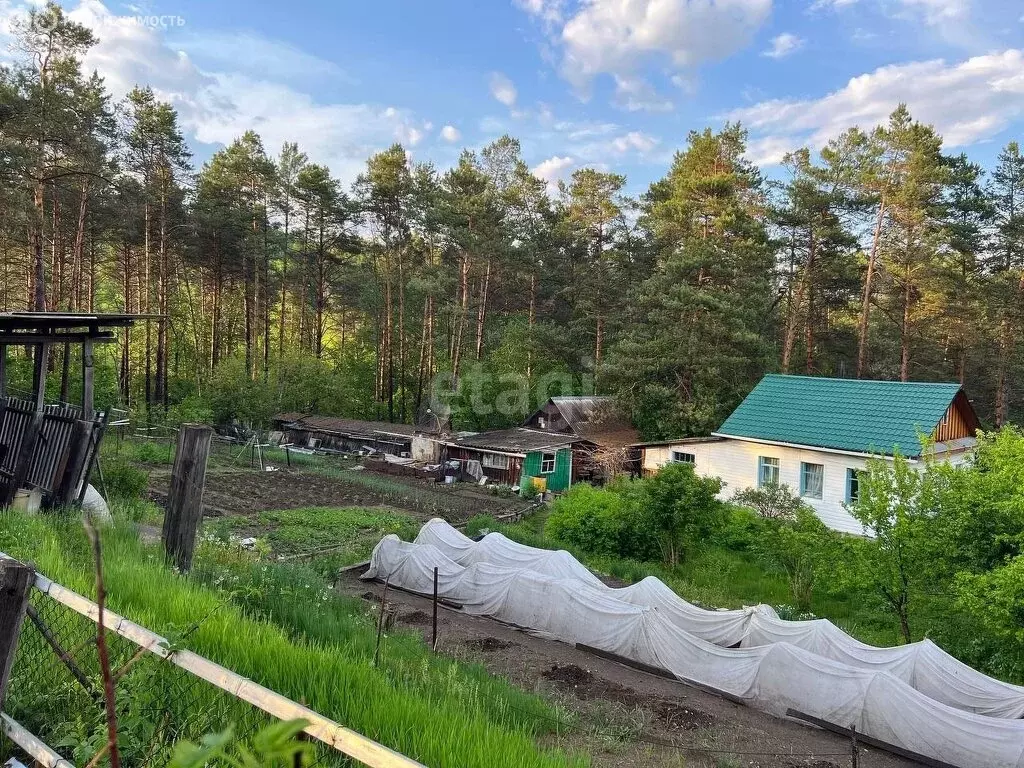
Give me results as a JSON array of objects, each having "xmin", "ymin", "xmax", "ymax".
[
  {"xmin": 557, "ymin": 0, "xmax": 772, "ymax": 92},
  {"xmin": 440, "ymin": 124, "xmax": 461, "ymax": 142},
  {"xmin": 725, "ymin": 50, "xmax": 1024, "ymax": 165},
  {"xmin": 531, "ymin": 154, "xmax": 575, "ymax": 193},
  {"xmin": 31, "ymin": 0, "xmax": 434, "ymax": 185},
  {"xmin": 609, "ymin": 130, "xmax": 659, "ymax": 154},
  {"xmin": 173, "ymin": 31, "xmax": 352, "ymax": 83},
  {"xmin": 612, "ymin": 75, "xmax": 673, "ymax": 112},
  {"xmin": 897, "ymin": 0, "xmax": 969, "ymax": 25},
  {"xmin": 810, "ymin": 0, "xmax": 860, "ymax": 9},
  {"xmin": 514, "ymin": 0, "xmax": 565, "ymax": 27},
  {"xmin": 489, "ymin": 71, "xmax": 518, "ymax": 107},
  {"xmin": 762, "ymin": 32, "xmax": 804, "ymax": 58}
]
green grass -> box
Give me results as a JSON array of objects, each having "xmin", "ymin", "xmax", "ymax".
[
  {"xmin": 478, "ymin": 511, "xmax": 906, "ymax": 647},
  {"xmin": 208, "ymin": 506, "xmax": 419, "ymax": 574},
  {"xmin": 0, "ymin": 510, "xmax": 584, "ymax": 768}
]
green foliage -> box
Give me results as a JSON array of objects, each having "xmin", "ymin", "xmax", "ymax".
[
  {"xmin": 168, "ymin": 720, "xmax": 314, "ymax": 768},
  {"xmin": 731, "ymin": 483, "xmax": 806, "ymax": 521},
  {"xmin": 0, "ymin": 512, "xmax": 584, "ymax": 768},
  {"xmin": 545, "ymin": 483, "xmax": 658, "ymax": 561},
  {"xmin": 835, "ymin": 453, "xmax": 930, "ymax": 642},
  {"xmin": 754, "ymin": 509, "xmax": 834, "ymax": 610},
  {"xmin": 642, "ymin": 462, "xmax": 726, "ymax": 566},
  {"xmin": 101, "ymin": 459, "xmax": 148, "ymax": 501}
]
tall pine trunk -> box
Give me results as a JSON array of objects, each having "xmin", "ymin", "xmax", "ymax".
[{"xmin": 857, "ymin": 198, "xmax": 885, "ymax": 378}]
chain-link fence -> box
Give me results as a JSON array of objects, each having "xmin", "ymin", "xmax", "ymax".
[{"xmin": 1, "ymin": 575, "xmax": 416, "ymax": 768}]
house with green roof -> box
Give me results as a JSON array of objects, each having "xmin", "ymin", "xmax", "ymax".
[{"xmin": 639, "ymin": 375, "xmax": 980, "ymax": 535}]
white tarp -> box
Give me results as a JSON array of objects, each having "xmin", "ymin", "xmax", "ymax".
[
  {"xmin": 364, "ymin": 533, "xmax": 1024, "ymax": 768},
  {"xmin": 415, "ymin": 517, "xmax": 1024, "ymax": 718}
]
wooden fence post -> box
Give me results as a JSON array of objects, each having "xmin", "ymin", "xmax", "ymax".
[
  {"xmin": 162, "ymin": 424, "xmax": 212, "ymax": 572},
  {"xmin": 0, "ymin": 559, "xmax": 33, "ymax": 709}
]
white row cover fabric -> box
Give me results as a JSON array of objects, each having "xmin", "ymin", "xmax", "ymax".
[
  {"xmin": 415, "ymin": 518, "xmax": 1024, "ymax": 719},
  {"xmin": 365, "ymin": 533, "xmax": 1024, "ymax": 768}
]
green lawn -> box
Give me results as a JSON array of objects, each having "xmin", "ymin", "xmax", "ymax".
[{"xmin": 0, "ymin": 509, "xmax": 583, "ymax": 768}]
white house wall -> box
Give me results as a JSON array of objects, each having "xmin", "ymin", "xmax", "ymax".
[{"xmin": 645, "ymin": 440, "xmax": 870, "ymax": 535}]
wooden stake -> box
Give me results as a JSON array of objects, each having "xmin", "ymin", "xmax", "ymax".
[
  {"xmin": 0, "ymin": 559, "xmax": 33, "ymax": 709},
  {"xmin": 373, "ymin": 577, "xmax": 390, "ymax": 667},
  {"xmin": 432, "ymin": 567, "xmax": 439, "ymax": 651},
  {"xmin": 162, "ymin": 424, "xmax": 213, "ymax": 572},
  {"xmin": 851, "ymin": 725, "xmax": 858, "ymax": 768}
]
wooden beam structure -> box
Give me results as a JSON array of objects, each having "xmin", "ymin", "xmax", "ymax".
[
  {"xmin": 0, "ymin": 312, "xmax": 140, "ymax": 509},
  {"xmin": 0, "ymin": 558, "xmax": 33, "ymax": 709}
]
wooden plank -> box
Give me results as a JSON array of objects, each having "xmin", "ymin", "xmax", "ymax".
[
  {"xmin": 0, "ymin": 559, "xmax": 32, "ymax": 709},
  {"xmin": 81, "ymin": 339, "xmax": 94, "ymax": 422},
  {"xmin": 31, "ymin": 344, "xmax": 47, "ymax": 412},
  {"xmin": 56, "ymin": 420, "xmax": 93, "ymax": 506},
  {"xmin": 25, "ymin": 570, "xmax": 425, "ymax": 768},
  {"xmin": 0, "ymin": 333, "xmax": 115, "ymax": 345},
  {"xmin": 162, "ymin": 425, "xmax": 212, "ymax": 572},
  {"xmin": 0, "ymin": 344, "xmax": 6, "ymax": 399},
  {"xmin": 0, "ymin": 713, "xmax": 74, "ymax": 768},
  {"xmin": 785, "ymin": 709, "xmax": 962, "ymax": 768},
  {"xmin": 3, "ymin": 410, "xmax": 42, "ymax": 507}
]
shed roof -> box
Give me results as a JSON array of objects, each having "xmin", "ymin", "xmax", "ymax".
[
  {"xmin": 715, "ymin": 374, "xmax": 971, "ymax": 457},
  {"xmin": 294, "ymin": 415, "xmax": 417, "ymax": 438},
  {"xmin": 448, "ymin": 428, "xmax": 581, "ymax": 455},
  {"xmin": 532, "ymin": 396, "xmax": 640, "ymax": 447}
]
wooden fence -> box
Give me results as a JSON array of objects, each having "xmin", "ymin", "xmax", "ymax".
[{"xmin": 1, "ymin": 559, "xmax": 424, "ymax": 768}]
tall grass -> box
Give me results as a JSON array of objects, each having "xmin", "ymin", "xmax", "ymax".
[{"xmin": 0, "ymin": 512, "xmax": 585, "ymax": 768}]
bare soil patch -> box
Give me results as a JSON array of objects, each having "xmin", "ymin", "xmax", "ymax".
[
  {"xmin": 147, "ymin": 466, "xmax": 517, "ymax": 521},
  {"xmin": 341, "ymin": 569, "xmax": 922, "ymax": 768}
]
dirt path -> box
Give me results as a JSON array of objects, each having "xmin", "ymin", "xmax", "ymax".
[{"xmin": 340, "ymin": 571, "xmax": 922, "ymax": 768}]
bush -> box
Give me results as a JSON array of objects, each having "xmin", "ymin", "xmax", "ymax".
[
  {"xmin": 102, "ymin": 460, "xmax": 148, "ymax": 501},
  {"xmin": 545, "ymin": 483, "xmax": 659, "ymax": 561},
  {"xmin": 753, "ymin": 508, "xmax": 833, "ymax": 611},
  {"xmin": 709, "ymin": 505, "xmax": 768, "ymax": 552},
  {"xmin": 731, "ymin": 483, "xmax": 805, "ymax": 521},
  {"xmin": 643, "ymin": 462, "xmax": 726, "ymax": 566},
  {"xmin": 464, "ymin": 514, "xmax": 498, "ymax": 537}
]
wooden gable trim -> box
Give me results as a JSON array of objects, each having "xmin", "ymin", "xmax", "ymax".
[{"xmin": 931, "ymin": 390, "xmax": 980, "ymax": 443}]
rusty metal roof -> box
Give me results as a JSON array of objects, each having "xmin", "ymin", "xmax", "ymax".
[
  {"xmin": 447, "ymin": 428, "xmax": 581, "ymax": 455},
  {"xmin": 292, "ymin": 415, "xmax": 417, "ymax": 438}
]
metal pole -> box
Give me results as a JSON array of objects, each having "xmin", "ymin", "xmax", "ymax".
[{"xmin": 851, "ymin": 725, "xmax": 859, "ymax": 768}]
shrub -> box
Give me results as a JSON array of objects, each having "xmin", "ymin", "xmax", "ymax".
[
  {"xmin": 709, "ymin": 505, "xmax": 768, "ymax": 552},
  {"xmin": 102, "ymin": 460, "xmax": 148, "ymax": 501},
  {"xmin": 464, "ymin": 514, "xmax": 498, "ymax": 537},
  {"xmin": 731, "ymin": 483, "xmax": 805, "ymax": 521},
  {"xmin": 544, "ymin": 483, "xmax": 658, "ymax": 561},
  {"xmin": 753, "ymin": 508, "xmax": 833, "ymax": 611},
  {"xmin": 643, "ymin": 462, "xmax": 726, "ymax": 567}
]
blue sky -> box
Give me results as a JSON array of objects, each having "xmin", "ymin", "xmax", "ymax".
[{"xmin": 7, "ymin": 0, "xmax": 1024, "ymax": 193}]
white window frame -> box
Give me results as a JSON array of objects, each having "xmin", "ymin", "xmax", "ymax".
[
  {"xmin": 540, "ymin": 452, "xmax": 557, "ymax": 474},
  {"xmin": 481, "ymin": 452, "xmax": 510, "ymax": 470},
  {"xmin": 801, "ymin": 462, "xmax": 824, "ymax": 499},
  {"xmin": 671, "ymin": 450, "xmax": 695, "ymax": 464},
  {"xmin": 758, "ymin": 456, "xmax": 780, "ymax": 487}
]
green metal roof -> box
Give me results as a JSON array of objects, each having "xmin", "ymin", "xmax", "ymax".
[{"xmin": 715, "ymin": 375, "xmax": 964, "ymax": 456}]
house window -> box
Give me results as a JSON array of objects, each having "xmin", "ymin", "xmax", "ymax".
[
  {"xmin": 801, "ymin": 462, "xmax": 824, "ymax": 499},
  {"xmin": 671, "ymin": 450, "xmax": 695, "ymax": 464},
  {"xmin": 482, "ymin": 453, "xmax": 510, "ymax": 470},
  {"xmin": 540, "ymin": 452, "xmax": 557, "ymax": 474},
  {"xmin": 940, "ymin": 409, "xmax": 951, "ymax": 428},
  {"xmin": 846, "ymin": 468, "xmax": 862, "ymax": 504},
  {"xmin": 758, "ymin": 457, "xmax": 780, "ymax": 487}
]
